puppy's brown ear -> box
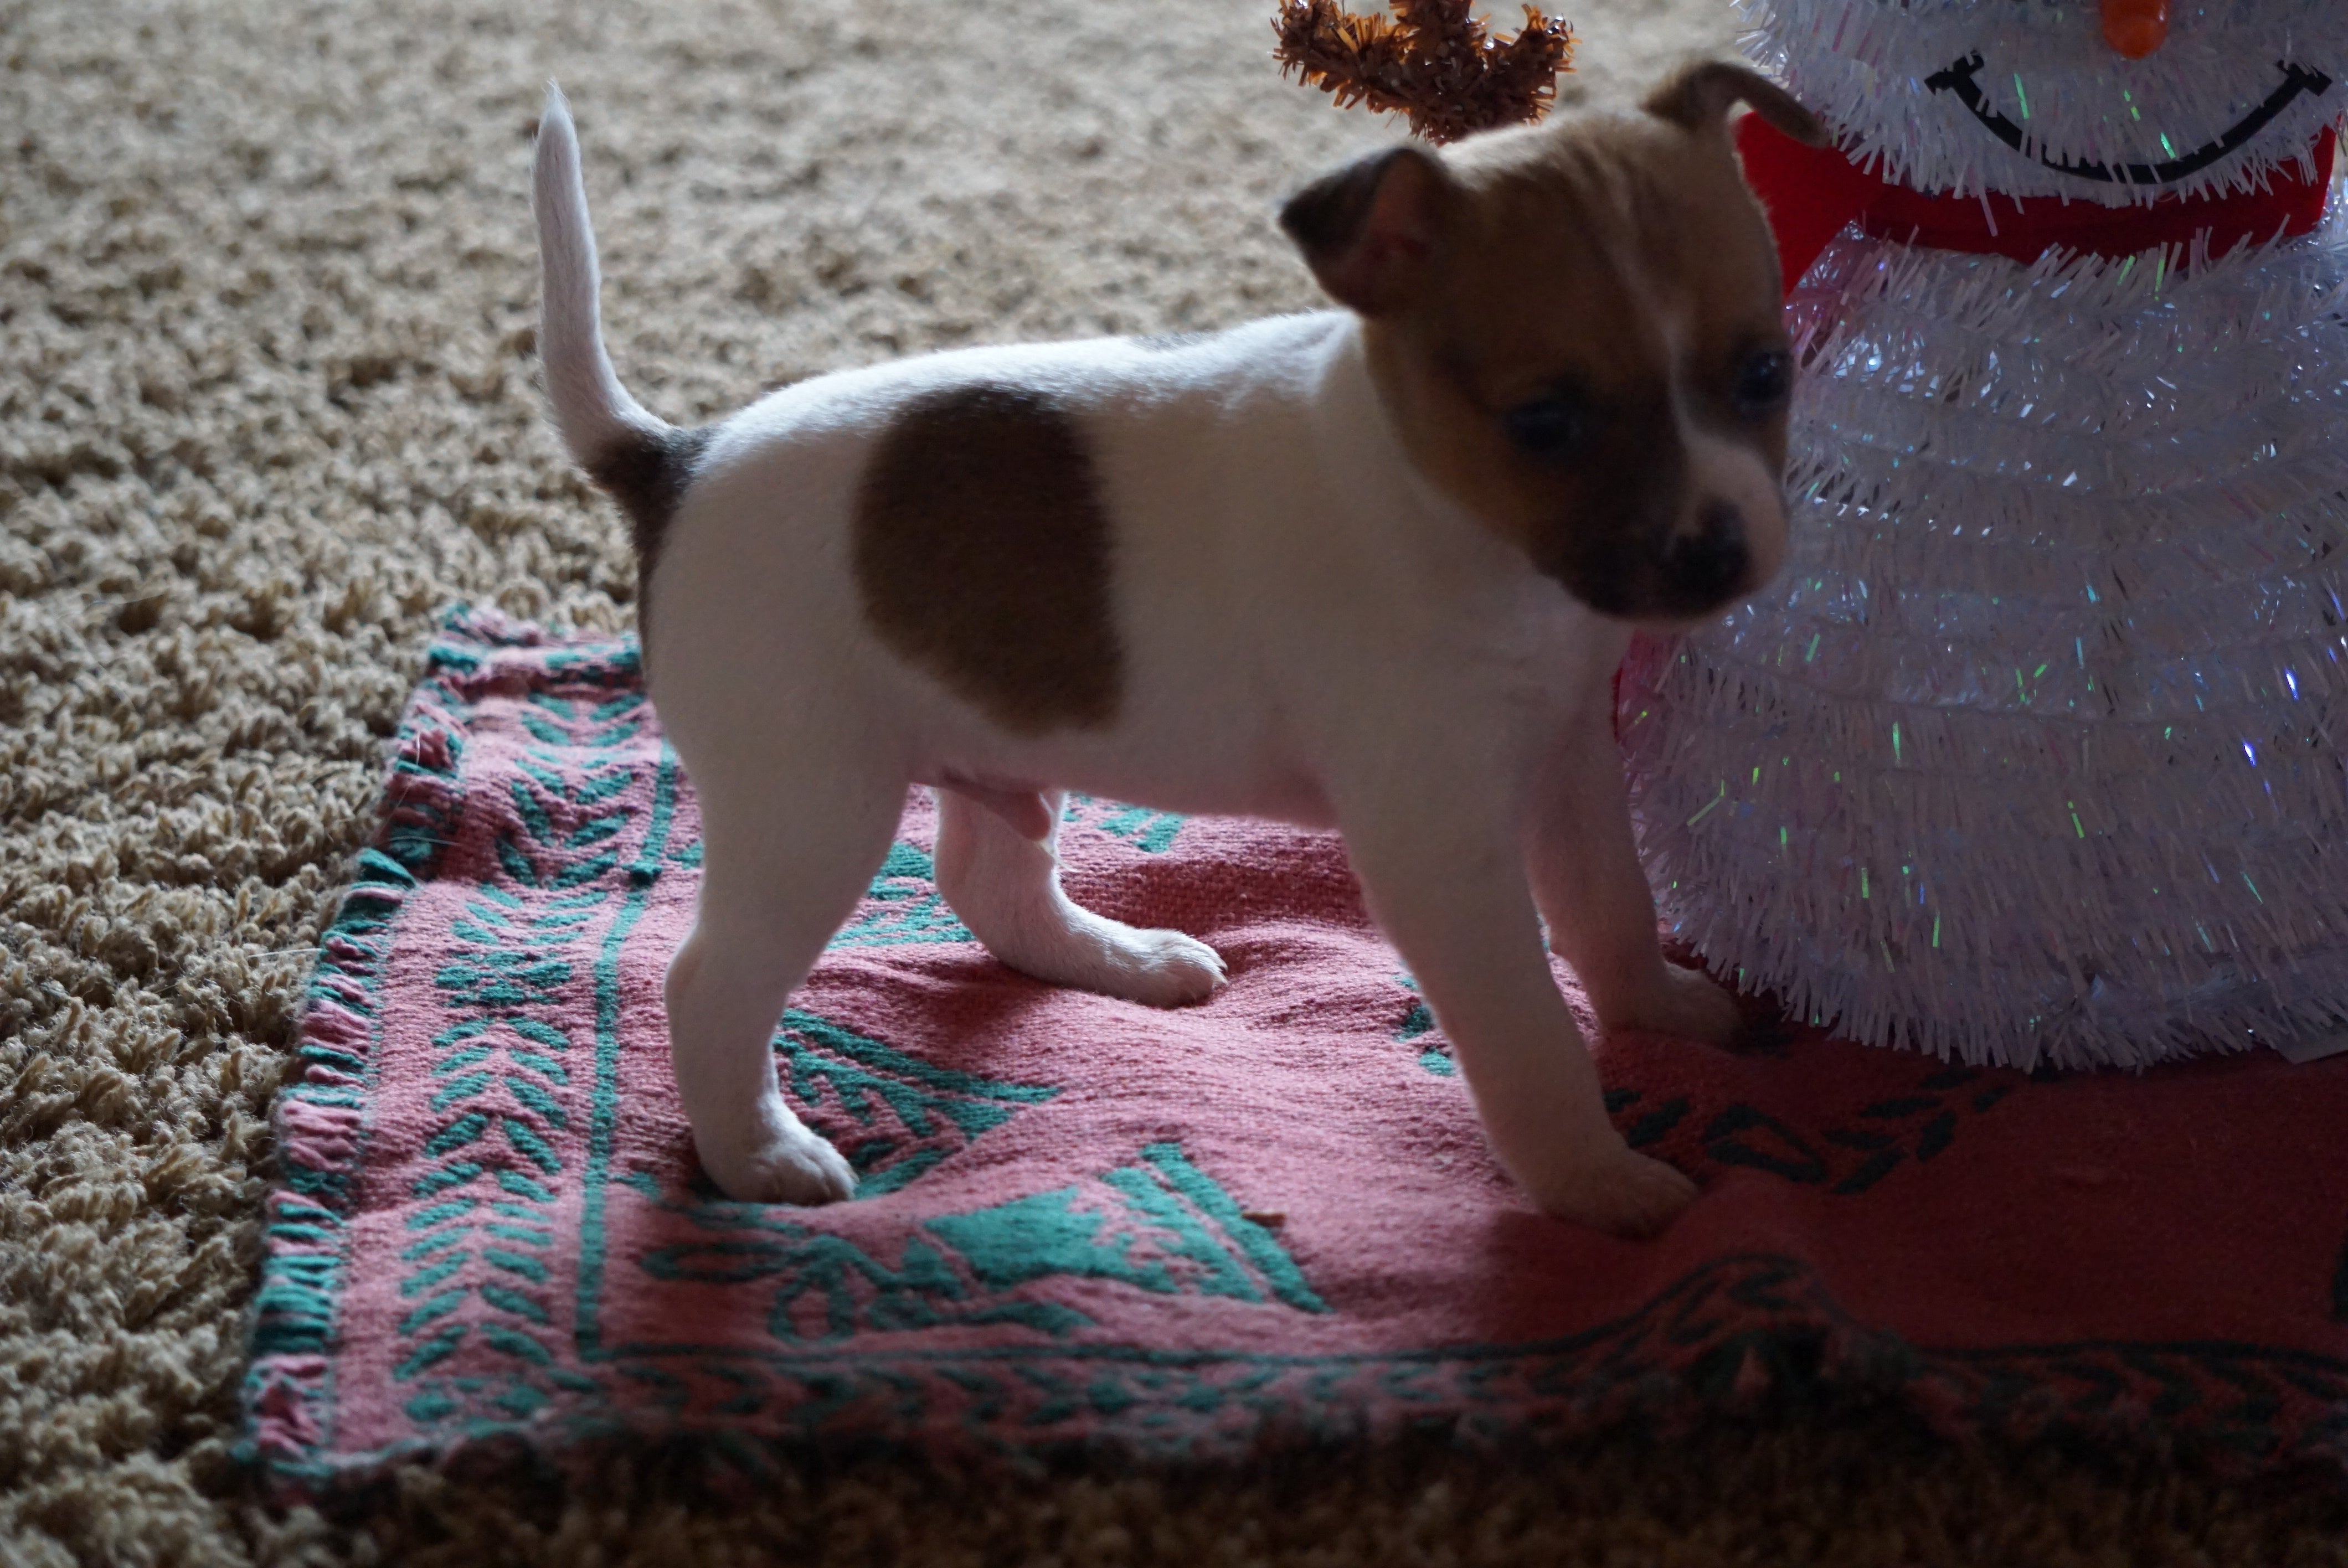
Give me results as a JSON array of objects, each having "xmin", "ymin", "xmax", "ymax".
[
  {"xmin": 1279, "ymin": 145, "xmax": 1455, "ymax": 317},
  {"xmin": 1644, "ymin": 60, "xmax": 1827, "ymax": 148}
]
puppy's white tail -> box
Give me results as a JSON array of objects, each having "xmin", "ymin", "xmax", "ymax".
[{"xmin": 532, "ymin": 85, "xmax": 705, "ymax": 563}]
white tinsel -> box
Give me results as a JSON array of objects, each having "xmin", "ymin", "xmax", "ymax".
[
  {"xmin": 1626, "ymin": 203, "xmax": 2348, "ymax": 1068},
  {"xmin": 1737, "ymin": 0, "xmax": 2348, "ymax": 206}
]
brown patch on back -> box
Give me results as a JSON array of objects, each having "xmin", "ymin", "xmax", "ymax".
[
  {"xmin": 853, "ymin": 383, "xmax": 1121, "ymax": 733},
  {"xmin": 586, "ymin": 423, "xmax": 713, "ymax": 656}
]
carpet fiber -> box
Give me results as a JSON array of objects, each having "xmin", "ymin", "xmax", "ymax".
[{"xmin": 7, "ymin": 0, "xmax": 2348, "ymax": 1561}]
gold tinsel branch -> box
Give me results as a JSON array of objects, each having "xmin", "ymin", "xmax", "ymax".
[{"xmin": 1272, "ymin": 0, "xmax": 1574, "ymax": 145}]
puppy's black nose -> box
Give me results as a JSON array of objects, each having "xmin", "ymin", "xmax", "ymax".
[{"xmin": 1662, "ymin": 499, "xmax": 1750, "ymax": 606}]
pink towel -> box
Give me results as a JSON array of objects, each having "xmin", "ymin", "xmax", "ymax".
[{"xmin": 242, "ymin": 607, "xmax": 2348, "ymax": 1490}]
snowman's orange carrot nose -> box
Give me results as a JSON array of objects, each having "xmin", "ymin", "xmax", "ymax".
[{"xmin": 2102, "ymin": 0, "xmax": 2169, "ymax": 59}]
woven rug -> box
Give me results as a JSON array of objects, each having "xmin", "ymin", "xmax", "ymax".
[{"xmin": 240, "ymin": 608, "xmax": 2348, "ymax": 1491}]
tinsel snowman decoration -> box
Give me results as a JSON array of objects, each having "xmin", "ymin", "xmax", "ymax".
[{"xmin": 1622, "ymin": 0, "xmax": 2348, "ymax": 1066}]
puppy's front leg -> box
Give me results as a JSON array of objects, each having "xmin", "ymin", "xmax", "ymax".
[
  {"xmin": 1343, "ymin": 800, "xmax": 1697, "ymax": 1236},
  {"xmin": 1526, "ymin": 724, "xmax": 1743, "ymax": 1043}
]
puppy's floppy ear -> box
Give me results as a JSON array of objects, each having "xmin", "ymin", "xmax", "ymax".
[
  {"xmin": 1643, "ymin": 59, "xmax": 1827, "ymax": 148},
  {"xmin": 1279, "ymin": 145, "xmax": 1456, "ymax": 317}
]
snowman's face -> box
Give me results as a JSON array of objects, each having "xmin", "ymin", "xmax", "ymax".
[{"xmin": 1742, "ymin": 0, "xmax": 2347, "ymax": 203}]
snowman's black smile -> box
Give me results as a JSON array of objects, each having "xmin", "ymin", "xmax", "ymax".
[{"xmin": 1923, "ymin": 54, "xmax": 2333, "ymax": 184}]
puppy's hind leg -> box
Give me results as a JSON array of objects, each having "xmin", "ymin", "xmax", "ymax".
[
  {"xmin": 664, "ymin": 764, "xmax": 903, "ymax": 1205},
  {"xmin": 933, "ymin": 787, "xmax": 1227, "ymax": 1007}
]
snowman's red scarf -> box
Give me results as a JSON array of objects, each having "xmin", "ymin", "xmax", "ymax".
[{"xmin": 1736, "ymin": 114, "xmax": 2339, "ymax": 296}]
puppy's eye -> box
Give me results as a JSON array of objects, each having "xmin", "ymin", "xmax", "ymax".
[
  {"xmin": 1732, "ymin": 348, "xmax": 1791, "ymax": 415},
  {"xmin": 1501, "ymin": 392, "xmax": 1589, "ymax": 459}
]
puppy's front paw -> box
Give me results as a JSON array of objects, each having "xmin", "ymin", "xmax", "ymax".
[
  {"xmin": 1608, "ymin": 961, "xmax": 1742, "ymax": 1044},
  {"xmin": 1526, "ymin": 1139, "xmax": 1698, "ymax": 1238},
  {"xmin": 696, "ymin": 1122, "xmax": 857, "ymax": 1206}
]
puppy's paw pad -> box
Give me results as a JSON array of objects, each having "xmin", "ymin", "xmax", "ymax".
[
  {"xmin": 698, "ymin": 1128, "xmax": 857, "ymax": 1206},
  {"xmin": 1531, "ymin": 1147, "xmax": 1698, "ymax": 1239}
]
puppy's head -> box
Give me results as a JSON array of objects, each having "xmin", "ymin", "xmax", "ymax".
[{"xmin": 1281, "ymin": 60, "xmax": 1825, "ymax": 626}]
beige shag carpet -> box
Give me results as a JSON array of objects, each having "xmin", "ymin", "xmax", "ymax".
[{"xmin": 3, "ymin": 0, "xmax": 2346, "ymax": 1561}]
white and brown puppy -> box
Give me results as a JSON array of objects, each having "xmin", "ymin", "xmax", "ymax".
[{"xmin": 531, "ymin": 66, "xmax": 1824, "ymax": 1237}]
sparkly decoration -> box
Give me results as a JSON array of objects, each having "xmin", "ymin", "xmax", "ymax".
[
  {"xmin": 1271, "ymin": 0, "xmax": 1574, "ymax": 145},
  {"xmin": 1625, "ymin": 1, "xmax": 2348, "ymax": 1066}
]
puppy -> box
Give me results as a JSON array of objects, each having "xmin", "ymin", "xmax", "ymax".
[{"xmin": 530, "ymin": 64, "xmax": 1824, "ymax": 1236}]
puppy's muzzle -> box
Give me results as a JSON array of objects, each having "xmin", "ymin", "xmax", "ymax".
[
  {"xmin": 1564, "ymin": 493, "xmax": 1776, "ymax": 625},
  {"xmin": 1660, "ymin": 498, "xmax": 1753, "ymax": 610}
]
